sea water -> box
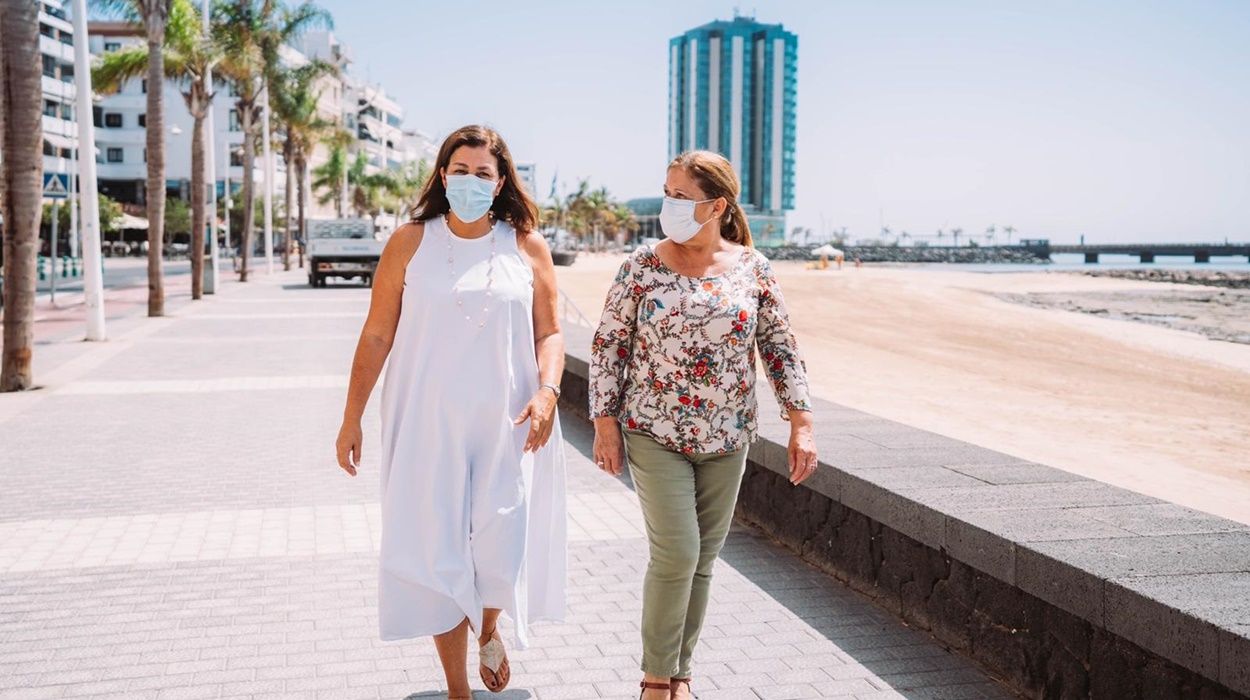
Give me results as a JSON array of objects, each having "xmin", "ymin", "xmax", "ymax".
[{"xmin": 908, "ymin": 253, "xmax": 1250, "ymax": 274}]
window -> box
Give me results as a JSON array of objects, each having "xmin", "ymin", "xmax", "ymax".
[
  {"xmin": 228, "ymin": 109, "xmax": 240, "ymax": 132},
  {"xmin": 229, "ymin": 82, "xmax": 240, "ymax": 96},
  {"xmin": 40, "ymin": 23, "xmax": 55, "ymax": 38},
  {"xmin": 143, "ymin": 148, "xmax": 147, "ymax": 163},
  {"xmin": 92, "ymin": 106, "xmax": 102, "ymax": 127},
  {"xmin": 58, "ymin": 29, "xmax": 72, "ymax": 45},
  {"xmin": 60, "ymin": 103, "xmax": 72, "ymax": 119},
  {"xmin": 43, "ymin": 141, "xmax": 56, "ymax": 157},
  {"xmin": 229, "ymin": 150, "xmax": 243, "ymax": 167},
  {"xmin": 104, "ymin": 41, "xmax": 120, "ymax": 52},
  {"xmin": 104, "ymin": 113, "xmax": 122, "ymax": 128},
  {"xmin": 107, "ymin": 148, "xmax": 124, "ymax": 163},
  {"xmin": 42, "ymin": 54, "xmax": 57, "ymax": 78},
  {"xmin": 138, "ymin": 114, "xmax": 146, "ymax": 127},
  {"xmin": 44, "ymin": 100, "xmax": 59, "ymax": 117},
  {"xmin": 141, "ymin": 79, "xmax": 147, "ymax": 93},
  {"xmin": 60, "ymin": 63, "xmax": 73, "ymax": 82}
]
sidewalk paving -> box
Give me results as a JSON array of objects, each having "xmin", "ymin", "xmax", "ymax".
[{"xmin": 0, "ymin": 267, "xmax": 1016, "ymax": 699}]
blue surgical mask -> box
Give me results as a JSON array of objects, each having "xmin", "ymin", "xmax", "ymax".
[{"xmin": 445, "ymin": 174, "xmax": 497, "ymax": 223}]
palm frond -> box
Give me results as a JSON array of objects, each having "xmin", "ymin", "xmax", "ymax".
[{"xmin": 91, "ymin": 46, "xmax": 150, "ymax": 94}]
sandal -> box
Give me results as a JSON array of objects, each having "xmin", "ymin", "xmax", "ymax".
[
  {"xmin": 640, "ymin": 681, "xmax": 671, "ymax": 699},
  {"xmin": 670, "ymin": 677, "xmax": 697, "ymax": 699},
  {"xmin": 478, "ymin": 626, "xmax": 510, "ymax": 692}
]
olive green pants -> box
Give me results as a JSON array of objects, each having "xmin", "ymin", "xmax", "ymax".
[{"xmin": 623, "ymin": 429, "xmax": 749, "ymax": 678}]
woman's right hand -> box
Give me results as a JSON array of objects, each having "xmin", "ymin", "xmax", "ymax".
[
  {"xmin": 592, "ymin": 417, "xmax": 625, "ymax": 476},
  {"xmin": 336, "ymin": 420, "xmax": 362, "ymax": 477}
]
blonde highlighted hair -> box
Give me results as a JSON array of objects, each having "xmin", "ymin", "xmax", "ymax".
[{"xmin": 668, "ymin": 150, "xmax": 753, "ymax": 247}]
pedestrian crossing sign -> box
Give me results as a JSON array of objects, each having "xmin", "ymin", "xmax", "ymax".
[{"xmin": 43, "ymin": 173, "xmax": 69, "ymax": 199}]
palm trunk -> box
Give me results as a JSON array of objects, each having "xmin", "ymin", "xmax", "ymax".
[
  {"xmin": 338, "ymin": 158, "xmax": 346, "ymax": 218},
  {"xmin": 282, "ymin": 139, "xmax": 293, "ymax": 271},
  {"xmin": 297, "ymin": 156, "xmax": 306, "ymax": 268},
  {"xmin": 144, "ymin": 9, "xmax": 167, "ymax": 316},
  {"xmin": 189, "ymin": 100, "xmax": 206, "ymax": 299},
  {"xmin": 0, "ymin": 0, "xmax": 42, "ymax": 391},
  {"xmin": 239, "ymin": 100, "xmax": 254, "ymax": 281}
]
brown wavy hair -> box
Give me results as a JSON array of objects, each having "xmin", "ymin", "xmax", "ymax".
[
  {"xmin": 410, "ymin": 125, "xmax": 538, "ymax": 233},
  {"xmin": 668, "ymin": 150, "xmax": 753, "ymax": 247}
]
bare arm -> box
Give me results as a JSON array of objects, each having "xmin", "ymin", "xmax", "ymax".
[
  {"xmin": 514, "ymin": 231, "xmax": 564, "ymax": 452},
  {"xmin": 336, "ymin": 222, "xmax": 423, "ymax": 475}
]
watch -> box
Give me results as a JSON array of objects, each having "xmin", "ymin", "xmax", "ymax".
[{"xmin": 540, "ymin": 382, "xmax": 561, "ymax": 399}]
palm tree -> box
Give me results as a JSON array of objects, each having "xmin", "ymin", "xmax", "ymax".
[
  {"xmin": 344, "ymin": 152, "xmax": 397, "ymax": 231},
  {"xmin": 985, "ymin": 224, "xmax": 997, "ymax": 246},
  {"xmin": 607, "ymin": 204, "xmax": 638, "ymax": 247},
  {"xmin": 1, "ymin": 0, "xmax": 43, "ymax": 391},
  {"xmin": 94, "ymin": 0, "xmax": 222, "ymax": 299},
  {"xmin": 93, "ymin": 0, "xmax": 173, "ymax": 313},
  {"xmin": 936, "ymin": 228, "xmax": 946, "ymax": 246},
  {"xmin": 900, "ymin": 231, "xmax": 911, "ymax": 246},
  {"xmin": 269, "ymin": 59, "xmax": 337, "ymax": 270},
  {"xmin": 950, "ymin": 227, "xmax": 963, "ymax": 247},
  {"xmin": 1003, "ymin": 225, "xmax": 1016, "ymax": 245},
  {"xmin": 382, "ymin": 158, "xmax": 431, "ymax": 229},
  {"xmin": 311, "ymin": 127, "xmax": 353, "ymax": 217},
  {"xmin": 214, "ymin": 0, "xmax": 330, "ymax": 281}
]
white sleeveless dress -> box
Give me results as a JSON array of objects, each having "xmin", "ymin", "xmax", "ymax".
[{"xmin": 377, "ymin": 215, "xmax": 567, "ymax": 648}]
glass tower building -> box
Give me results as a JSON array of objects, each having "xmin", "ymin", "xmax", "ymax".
[{"xmin": 668, "ymin": 16, "xmax": 797, "ymax": 245}]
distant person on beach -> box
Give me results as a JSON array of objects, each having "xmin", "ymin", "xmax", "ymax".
[
  {"xmin": 335, "ymin": 125, "xmax": 568, "ymax": 699},
  {"xmin": 588, "ymin": 150, "xmax": 817, "ymax": 700}
]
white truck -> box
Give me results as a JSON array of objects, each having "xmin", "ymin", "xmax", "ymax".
[{"xmin": 306, "ymin": 218, "xmax": 385, "ymax": 287}]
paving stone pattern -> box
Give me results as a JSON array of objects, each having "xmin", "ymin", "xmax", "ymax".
[{"xmin": 0, "ymin": 270, "xmax": 1016, "ymax": 699}]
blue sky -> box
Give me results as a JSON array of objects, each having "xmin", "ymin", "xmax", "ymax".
[{"xmin": 313, "ymin": 0, "xmax": 1249, "ymax": 244}]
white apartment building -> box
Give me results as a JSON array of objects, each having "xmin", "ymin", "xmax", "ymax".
[
  {"xmin": 88, "ymin": 21, "xmax": 287, "ymax": 209},
  {"xmin": 37, "ymin": 0, "xmax": 79, "ymax": 199},
  {"xmin": 399, "ymin": 129, "xmax": 437, "ymax": 166},
  {"xmin": 348, "ymin": 82, "xmax": 405, "ymax": 173},
  {"xmin": 87, "ymin": 25, "xmax": 425, "ymax": 224}
]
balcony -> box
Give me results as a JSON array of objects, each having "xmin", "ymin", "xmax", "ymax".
[
  {"xmin": 41, "ymin": 74, "xmax": 73, "ymax": 100},
  {"xmin": 40, "ymin": 35, "xmax": 75, "ymax": 63}
]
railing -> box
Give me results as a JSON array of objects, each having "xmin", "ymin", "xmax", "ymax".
[{"xmin": 558, "ymin": 289, "xmax": 591, "ymax": 329}]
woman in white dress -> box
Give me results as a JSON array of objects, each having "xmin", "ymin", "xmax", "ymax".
[{"xmin": 335, "ymin": 125, "xmax": 567, "ymax": 698}]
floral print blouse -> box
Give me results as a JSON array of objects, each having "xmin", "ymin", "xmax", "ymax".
[{"xmin": 589, "ymin": 244, "xmax": 812, "ymax": 455}]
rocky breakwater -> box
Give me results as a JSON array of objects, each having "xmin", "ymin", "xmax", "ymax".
[
  {"xmin": 760, "ymin": 245, "xmax": 1049, "ymax": 264},
  {"xmin": 1078, "ymin": 268, "xmax": 1250, "ymax": 289}
]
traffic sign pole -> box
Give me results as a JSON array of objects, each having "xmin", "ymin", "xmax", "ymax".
[{"xmin": 50, "ymin": 200, "xmax": 59, "ymax": 303}]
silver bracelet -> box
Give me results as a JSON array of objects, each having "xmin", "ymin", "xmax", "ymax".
[{"xmin": 540, "ymin": 382, "xmax": 561, "ymax": 399}]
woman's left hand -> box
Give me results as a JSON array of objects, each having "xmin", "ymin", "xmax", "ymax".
[
  {"xmin": 788, "ymin": 411, "xmax": 817, "ymax": 485},
  {"xmin": 514, "ymin": 387, "xmax": 558, "ymax": 453}
]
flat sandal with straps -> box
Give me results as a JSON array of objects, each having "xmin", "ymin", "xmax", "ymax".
[
  {"xmin": 640, "ymin": 680, "xmax": 671, "ymax": 699},
  {"xmin": 671, "ymin": 676, "xmax": 698, "ymax": 699}
]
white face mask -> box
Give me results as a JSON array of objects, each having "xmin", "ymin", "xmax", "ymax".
[{"xmin": 658, "ymin": 196, "xmax": 716, "ymax": 244}]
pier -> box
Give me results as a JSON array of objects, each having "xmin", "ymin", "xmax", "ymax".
[{"xmin": 1034, "ymin": 240, "xmax": 1250, "ymax": 264}]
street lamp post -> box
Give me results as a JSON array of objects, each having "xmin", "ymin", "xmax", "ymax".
[
  {"xmin": 71, "ymin": 0, "xmax": 106, "ymax": 340},
  {"xmin": 202, "ymin": 0, "xmax": 219, "ymax": 294},
  {"xmin": 260, "ymin": 82, "xmax": 274, "ymax": 274}
]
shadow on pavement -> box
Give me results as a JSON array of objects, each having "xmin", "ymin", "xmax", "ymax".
[
  {"xmin": 402, "ymin": 691, "xmax": 533, "ymax": 699},
  {"xmin": 558, "ymin": 411, "xmax": 1016, "ymax": 698}
]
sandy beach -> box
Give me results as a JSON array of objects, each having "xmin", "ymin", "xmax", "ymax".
[{"xmin": 556, "ymin": 254, "xmax": 1250, "ymax": 526}]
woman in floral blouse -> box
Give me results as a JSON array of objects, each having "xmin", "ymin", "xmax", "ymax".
[{"xmin": 590, "ymin": 150, "xmax": 816, "ymax": 700}]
